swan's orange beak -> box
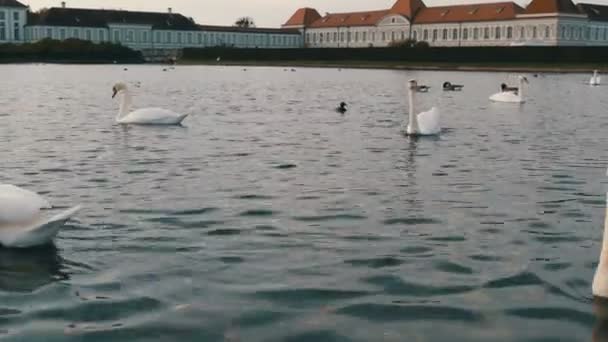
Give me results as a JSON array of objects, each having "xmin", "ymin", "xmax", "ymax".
[{"xmin": 112, "ymin": 89, "xmax": 117, "ymax": 99}]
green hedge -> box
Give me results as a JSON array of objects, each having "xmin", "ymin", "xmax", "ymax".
[
  {"xmin": 182, "ymin": 46, "xmax": 608, "ymax": 65},
  {"xmin": 0, "ymin": 38, "xmax": 143, "ymax": 63}
]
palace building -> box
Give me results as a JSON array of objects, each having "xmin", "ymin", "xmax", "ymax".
[
  {"xmin": 283, "ymin": 0, "xmax": 608, "ymax": 47},
  {"xmin": 0, "ymin": 1, "xmax": 302, "ymax": 50}
]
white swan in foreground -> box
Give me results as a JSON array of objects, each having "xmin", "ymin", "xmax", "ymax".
[
  {"xmin": 112, "ymin": 83, "xmax": 188, "ymax": 125},
  {"xmin": 593, "ymin": 184, "xmax": 608, "ymax": 297},
  {"xmin": 591, "ymin": 70, "xmax": 601, "ymax": 86},
  {"xmin": 404, "ymin": 79, "xmax": 441, "ymax": 136},
  {"xmin": 0, "ymin": 185, "xmax": 81, "ymax": 248},
  {"xmin": 489, "ymin": 76, "xmax": 529, "ymax": 103}
]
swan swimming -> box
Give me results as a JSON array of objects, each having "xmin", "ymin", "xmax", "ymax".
[
  {"xmin": 489, "ymin": 76, "xmax": 529, "ymax": 103},
  {"xmin": 405, "ymin": 79, "xmax": 441, "ymax": 136},
  {"xmin": 591, "ymin": 70, "xmax": 601, "ymax": 86},
  {"xmin": 0, "ymin": 184, "xmax": 81, "ymax": 248},
  {"xmin": 112, "ymin": 83, "xmax": 188, "ymax": 125},
  {"xmin": 593, "ymin": 181, "xmax": 608, "ymax": 298}
]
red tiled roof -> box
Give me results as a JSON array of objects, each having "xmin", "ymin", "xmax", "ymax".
[
  {"xmin": 524, "ymin": 0, "xmax": 579, "ymax": 14},
  {"xmin": 283, "ymin": 7, "xmax": 321, "ymax": 27},
  {"xmin": 308, "ymin": 10, "xmax": 390, "ymax": 28},
  {"xmin": 391, "ymin": 0, "xmax": 426, "ymax": 19},
  {"xmin": 414, "ymin": 2, "xmax": 523, "ymax": 24}
]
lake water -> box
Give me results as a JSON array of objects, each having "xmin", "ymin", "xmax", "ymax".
[{"xmin": 0, "ymin": 64, "xmax": 607, "ymax": 341}]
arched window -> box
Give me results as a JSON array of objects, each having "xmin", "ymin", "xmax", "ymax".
[
  {"xmin": 413, "ymin": 30, "xmax": 418, "ymax": 40},
  {"xmin": 532, "ymin": 26, "xmax": 537, "ymax": 39},
  {"xmin": 519, "ymin": 26, "xmax": 524, "ymax": 38},
  {"xmin": 391, "ymin": 31, "xmax": 395, "ymax": 41},
  {"xmin": 463, "ymin": 28, "xmax": 468, "ymax": 40},
  {"xmin": 452, "ymin": 28, "xmax": 458, "ymax": 40},
  {"xmin": 442, "ymin": 28, "xmax": 448, "ymax": 40},
  {"xmin": 507, "ymin": 27, "xmax": 513, "ymax": 39},
  {"xmin": 484, "ymin": 27, "xmax": 489, "ymax": 39},
  {"xmin": 545, "ymin": 26, "xmax": 550, "ymax": 38},
  {"xmin": 432, "ymin": 29, "xmax": 437, "ymax": 41},
  {"xmin": 496, "ymin": 27, "xmax": 501, "ymax": 39},
  {"xmin": 473, "ymin": 27, "xmax": 479, "ymax": 39},
  {"xmin": 423, "ymin": 29, "xmax": 428, "ymax": 40}
]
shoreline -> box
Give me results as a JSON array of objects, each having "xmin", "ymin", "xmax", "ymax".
[{"xmin": 178, "ymin": 59, "xmax": 607, "ymax": 73}]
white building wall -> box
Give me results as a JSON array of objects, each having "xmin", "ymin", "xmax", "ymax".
[{"xmin": 0, "ymin": 6, "xmax": 27, "ymax": 43}]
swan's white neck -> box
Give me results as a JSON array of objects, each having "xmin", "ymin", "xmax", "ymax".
[
  {"xmin": 117, "ymin": 89, "xmax": 132, "ymax": 121},
  {"xmin": 407, "ymin": 86, "xmax": 419, "ymax": 134},
  {"xmin": 593, "ymin": 192, "xmax": 608, "ymax": 297},
  {"xmin": 518, "ymin": 78, "xmax": 526, "ymax": 102}
]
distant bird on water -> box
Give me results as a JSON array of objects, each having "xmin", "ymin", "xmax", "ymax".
[
  {"xmin": 336, "ymin": 102, "xmax": 347, "ymax": 114},
  {"xmin": 442, "ymin": 81, "xmax": 464, "ymax": 91},
  {"xmin": 415, "ymin": 84, "xmax": 431, "ymax": 93}
]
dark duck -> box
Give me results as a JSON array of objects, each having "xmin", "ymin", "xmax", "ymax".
[
  {"xmin": 442, "ymin": 81, "xmax": 464, "ymax": 91},
  {"xmin": 336, "ymin": 102, "xmax": 347, "ymax": 113}
]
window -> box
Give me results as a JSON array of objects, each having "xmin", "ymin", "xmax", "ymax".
[
  {"xmin": 0, "ymin": 12, "xmax": 3, "ymax": 20},
  {"xmin": 165, "ymin": 32, "xmax": 171, "ymax": 43},
  {"xmin": 463, "ymin": 28, "xmax": 468, "ymax": 40},
  {"xmin": 545, "ymin": 26, "xmax": 550, "ymax": 39},
  {"xmin": 371, "ymin": 31, "xmax": 375, "ymax": 41},
  {"xmin": 561, "ymin": 26, "xmax": 566, "ymax": 39},
  {"xmin": 391, "ymin": 31, "xmax": 395, "ymax": 41},
  {"xmin": 0, "ymin": 22, "xmax": 5, "ymax": 41},
  {"xmin": 423, "ymin": 29, "xmax": 428, "ymax": 40},
  {"xmin": 177, "ymin": 32, "xmax": 182, "ymax": 43},
  {"xmin": 382, "ymin": 32, "xmax": 386, "ymax": 41},
  {"xmin": 401, "ymin": 31, "xmax": 405, "ymax": 40},
  {"xmin": 86, "ymin": 29, "xmax": 92, "ymax": 40},
  {"xmin": 363, "ymin": 31, "xmax": 367, "ymax": 41},
  {"xmin": 432, "ymin": 29, "xmax": 437, "ymax": 41},
  {"xmin": 319, "ymin": 32, "xmax": 323, "ymax": 43},
  {"xmin": 198, "ymin": 33, "xmax": 202, "ymax": 44},
  {"xmin": 355, "ymin": 31, "xmax": 359, "ymax": 42},
  {"xmin": 604, "ymin": 28, "xmax": 607, "ymax": 41},
  {"xmin": 484, "ymin": 27, "xmax": 489, "ymax": 39},
  {"xmin": 13, "ymin": 11, "xmax": 18, "ymax": 21},
  {"xmin": 442, "ymin": 28, "xmax": 447, "ymax": 40},
  {"xmin": 347, "ymin": 31, "xmax": 351, "ymax": 42},
  {"xmin": 47, "ymin": 28, "xmax": 52, "ymax": 38},
  {"xmin": 326, "ymin": 32, "xmax": 330, "ymax": 42},
  {"xmin": 60, "ymin": 29, "xmax": 67, "ymax": 40},
  {"xmin": 496, "ymin": 27, "xmax": 501, "ymax": 39},
  {"xmin": 340, "ymin": 32, "xmax": 345, "ymax": 42},
  {"xmin": 391, "ymin": 18, "xmax": 396, "ymax": 23},
  {"xmin": 507, "ymin": 27, "xmax": 512, "ymax": 39},
  {"xmin": 13, "ymin": 22, "xmax": 19, "ymax": 40},
  {"xmin": 520, "ymin": 27, "xmax": 524, "ymax": 38},
  {"xmin": 452, "ymin": 28, "xmax": 458, "ymax": 40},
  {"xmin": 413, "ymin": 30, "xmax": 417, "ymax": 40},
  {"xmin": 473, "ymin": 27, "xmax": 478, "ymax": 39},
  {"xmin": 532, "ymin": 26, "xmax": 537, "ymax": 39},
  {"xmin": 333, "ymin": 32, "xmax": 337, "ymax": 42},
  {"xmin": 127, "ymin": 30, "xmax": 134, "ymax": 42},
  {"xmin": 188, "ymin": 32, "xmax": 193, "ymax": 44},
  {"xmin": 312, "ymin": 32, "xmax": 316, "ymax": 43},
  {"xmin": 596, "ymin": 27, "xmax": 600, "ymax": 40},
  {"xmin": 585, "ymin": 27, "xmax": 591, "ymax": 40},
  {"xmin": 155, "ymin": 31, "xmax": 160, "ymax": 43},
  {"xmin": 306, "ymin": 33, "xmax": 310, "ymax": 43},
  {"xmin": 72, "ymin": 29, "xmax": 78, "ymax": 38}
]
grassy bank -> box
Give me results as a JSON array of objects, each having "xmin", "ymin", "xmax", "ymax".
[
  {"xmin": 0, "ymin": 38, "xmax": 143, "ymax": 64},
  {"xmin": 178, "ymin": 58, "xmax": 608, "ymax": 73}
]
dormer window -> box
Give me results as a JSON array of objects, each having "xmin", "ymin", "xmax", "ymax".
[
  {"xmin": 469, "ymin": 7, "xmax": 478, "ymax": 15},
  {"xmin": 496, "ymin": 7, "xmax": 504, "ymax": 14},
  {"xmin": 441, "ymin": 10, "xmax": 449, "ymax": 17},
  {"xmin": 391, "ymin": 18, "xmax": 396, "ymax": 23},
  {"xmin": 592, "ymin": 8, "xmax": 600, "ymax": 15}
]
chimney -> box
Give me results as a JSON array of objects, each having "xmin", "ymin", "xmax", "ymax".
[
  {"xmin": 61, "ymin": 1, "xmax": 66, "ymax": 8},
  {"xmin": 168, "ymin": 7, "xmax": 172, "ymax": 14}
]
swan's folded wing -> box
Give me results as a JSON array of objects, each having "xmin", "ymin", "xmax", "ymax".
[
  {"xmin": 0, "ymin": 185, "xmax": 49, "ymax": 225},
  {"xmin": 417, "ymin": 107, "xmax": 441, "ymax": 135}
]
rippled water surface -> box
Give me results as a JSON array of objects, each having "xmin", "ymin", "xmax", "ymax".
[{"xmin": 1, "ymin": 64, "xmax": 608, "ymax": 341}]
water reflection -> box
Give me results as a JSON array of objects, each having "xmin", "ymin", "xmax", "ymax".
[{"xmin": 0, "ymin": 245, "xmax": 69, "ymax": 292}]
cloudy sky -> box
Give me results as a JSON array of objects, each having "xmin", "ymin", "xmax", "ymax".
[{"xmin": 23, "ymin": 0, "xmax": 608, "ymax": 27}]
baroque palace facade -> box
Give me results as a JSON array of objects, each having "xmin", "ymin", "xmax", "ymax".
[
  {"xmin": 0, "ymin": 0, "xmax": 302, "ymax": 49},
  {"xmin": 282, "ymin": 0, "xmax": 608, "ymax": 47}
]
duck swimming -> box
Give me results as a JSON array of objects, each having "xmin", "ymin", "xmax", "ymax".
[
  {"xmin": 442, "ymin": 82, "xmax": 464, "ymax": 91},
  {"xmin": 336, "ymin": 102, "xmax": 347, "ymax": 114},
  {"xmin": 415, "ymin": 85, "xmax": 431, "ymax": 93}
]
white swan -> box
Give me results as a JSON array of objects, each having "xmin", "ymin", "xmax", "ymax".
[
  {"xmin": 404, "ymin": 79, "xmax": 441, "ymax": 136},
  {"xmin": 0, "ymin": 184, "xmax": 81, "ymax": 248},
  {"xmin": 593, "ymin": 186, "xmax": 608, "ymax": 297},
  {"xmin": 591, "ymin": 70, "xmax": 601, "ymax": 86},
  {"xmin": 489, "ymin": 76, "xmax": 529, "ymax": 103},
  {"xmin": 112, "ymin": 83, "xmax": 188, "ymax": 125}
]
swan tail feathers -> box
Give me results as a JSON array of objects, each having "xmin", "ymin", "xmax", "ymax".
[{"xmin": 7, "ymin": 206, "xmax": 82, "ymax": 248}]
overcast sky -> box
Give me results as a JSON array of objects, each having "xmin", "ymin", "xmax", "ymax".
[{"xmin": 23, "ymin": 0, "xmax": 608, "ymax": 27}]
